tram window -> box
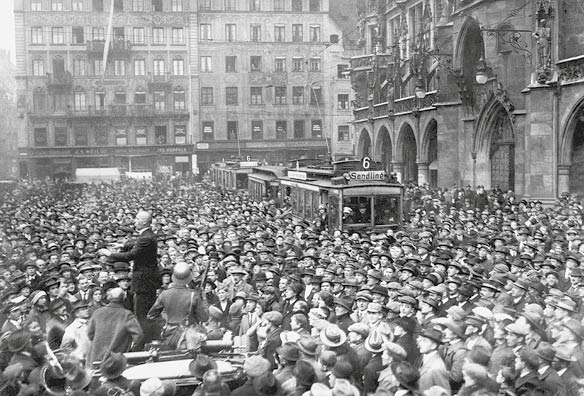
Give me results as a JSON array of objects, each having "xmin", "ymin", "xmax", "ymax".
[
  {"xmin": 343, "ymin": 196, "xmax": 371, "ymax": 224},
  {"xmin": 328, "ymin": 194, "xmax": 339, "ymax": 230},
  {"xmin": 374, "ymin": 196, "xmax": 400, "ymax": 225},
  {"xmin": 305, "ymin": 190, "xmax": 311, "ymax": 218}
]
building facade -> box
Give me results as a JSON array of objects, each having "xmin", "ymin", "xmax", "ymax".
[
  {"xmin": 350, "ymin": 0, "xmax": 584, "ymax": 199},
  {"xmin": 0, "ymin": 50, "xmax": 22, "ymax": 179},
  {"xmin": 192, "ymin": 0, "xmax": 355, "ymax": 172},
  {"xmin": 14, "ymin": 0, "xmax": 193, "ymax": 179}
]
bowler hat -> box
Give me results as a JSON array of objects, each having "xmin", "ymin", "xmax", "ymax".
[
  {"xmin": 100, "ymin": 351, "xmax": 127, "ymax": 379},
  {"xmin": 276, "ymin": 342, "xmax": 300, "ymax": 362},
  {"xmin": 417, "ymin": 327, "xmax": 443, "ymax": 344},
  {"xmin": 189, "ymin": 354, "xmax": 218, "ymax": 379},
  {"xmin": 297, "ymin": 336, "xmax": 319, "ymax": 356},
  {"xmin": 320, "ymin": 325, "xmax": 347, "ymax": 348}
]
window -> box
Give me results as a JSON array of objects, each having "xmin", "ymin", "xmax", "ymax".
[
  {"xmin": 134, "ymin": 59, "xmax": 146, "ymax": 75},
  {"xmin": 274, "ymin": 0, "xmax": 285, "ymax": 11},
  {"xmin": 132, "ymin": 0, "xmax": 144, "ymax": 11},
  {"xmin": 294, "ymin": 120, "xmax": 305, "ymax": 139},
  {"xmin": 292, "ymin": 0, "xmax": 302, "ymax": 11},
  {"xmin": 52, "ymin": 28, "xmax": 64, "ymax": 44},
  {"xmin": 200, "ymin": 24, "xmax": 212, "ymax": 41},
  {"xmin": 72, "ymin": 27, "xmax": 84, "ymax": 44},
  {"xmin": 310, "ymin": 86, "xmax": 322, "ymax": 105},
  {"xmin": 250, "ymin": 25, "xmax": 261, "ymax": 42},
  {"xmin": 250, "ymin": 87, "xmax": 263, "ymax": 104},
  {"xmin": 274, "ymin": 58, "xmax": 286, "ymax": 72},
  {"xmin": 225, "ymin": 24, "xmax": 236, "ymax": 42},
  {"xmin": 92, "ymin": 28, "xmax": 105, "ymax": 41},
  {"xmin": 74, "ymin": 91, "xmax": 87, "ymax": 111},
  {"xmin": 337, "ymin": 125, "xmax": 350, "ymax": 141},
  {"xmin": 73, "ymin": 59, "xmax": 86, "ymax": 76},
  {"xmin": 250, "ymin": 0, "xmax": 260, "ymax": 11},
  {"xmin": 155, "ymin": 126, "xmax": 167, "ymax": 144},
  {"xmin": 32, "ymin": 59, "xmax": 45, "ymax": 76},
  {"xmin": 276, "ymin": 121, "xmax": 287, "ymax": 139},
  {"xmin": 135, "ymin": 91, "xmax": 146, "ymax": 105},
  {"xmin": 114, "ymin": 0, "xmax": 124, "ymax": 11},
  {"xmin": 95, "ymin": 91, "xmax": 106, "ymax": 111},
  {"xmin": 337, "ymin": 64, "xmax": 349, "ymax": 79},
  {"xmin": 55, "ymin": 127, "xmax": 67, "ymax": 146},
  {"xmin": 309, "ymin": 0, "xmax": 320, "ymax": 11},
  {"xmin": 250, "ymin": 56, "xmax": 262, "ymax": 71},
  {"xmin": 202, "ymin": 121, "xmax": 214, "ymax": 141},
  {"xmin": 154, "ymin": 91, "xmax": 166, "ymax": 111},
  {"xmin": 171, "ymin": 0, "xmax": 183, "ymax": 11},
  {"xmin": 31, "ymin": 0, "xmax": 42, "ymax": 11},
  {"xmin": 33, "ymin": 90, "xmax": 46, "ymax": 112},
  {"xmin": 226, "ymin": 87, "xmax": 238, "ymax": 105},
  {"xmin": 53, "ymin": 57, "xmax": 65, "ymax": 73},
  {"xmin": 338, "ymin": 94, "xmax": 349, "ymax": 109},
  {"xmin": 136, "ymin": 128, "xmax": 147, "ymax": 145},
  {"xmin": 93, "ymin": 60, "xmax": 104, "ymax": 75},
  {"xmin": 152, "ymin": 0, "xmax": 163, "ymax": 11},
  {"xmin": 292, "ymin": 86, "xmax": 304, "ymax": 104},
  {"xmin": 225, "ymin": 0, "xmax": 236, "ymax": 10},
  {"xmin": 113, "ymin": 27, "xmax": 125, "ymax": 42},
  {"xmin": 174, "ymin": 125, "xmax": 186, "ymax": 144},
  {"xmin": 174, "ymin": 90, "xmax": 186, "ymax": 111},
  {"xmin": 52, "ymin": 0, "xmax": 63, "ymax": 11},
  {"xmin": 200, "ymin": 56, "xmax": 212, "ymax": 72},
  {"xmin": 292, "ymin": 58, "xmax": 303, "ymax": 72},
  {"xmin": 96, "ymin": 127, "xmax": 108, "ymax": 145},
  {"xmin": 153, "ymin": 59, "xmax": 165, "ymax": 75},
  {"xmin": 199, "ymin": 0, "xmax": 212, "ymax": 9},
  {"xmin": 311, "ymin": 120, "xmax": 322, "ymax": 138},
  {"xmin": 309, "ymin": 25, "xmax": 321, "ymax": 42},
  {"xmin": 133, "ymin": 28, "xmax": 145, "ymax": 44},
  {"xmin": 172, "ymin": 28, "xmax": 184, "ymax": 44},
  {"xmin": 274, "ymin": 25, "xmax": 285, "ymax": 42},
  {"xmin": 114, "ymin": 60, "xmax": 125, "ymax": 76},
  {"xmin": 252, "ymin": 121, "xmax": 263, "ymax": 140},
  {"xmin": 201, "ymin": 87, "xmax": 214, "ymax": 105},
  {"xmin": 292, "ymin": 25, "xmax": 303, "ymax": 42},
  {"xmin": 153, "ymin": 28, "xmax": 165, "ymax": 44},
  {"xmin": 225, "ymin": 56, "xmax": 237, "ymax": 72},
  {"xmin": 34, "ymin": 128, "xmax": 48, "ymax": 147},
  {"xmin": 31, "ymin": 27, "xmax": 43, "ymax": 44},
  {"xmin": 115, "ymin": 128, "xmax": 127, "ymax": 145},
  {"xmin": 310, "ymin": 58, "xmax": 321, "ymax": 71},
  {"xmin": 173, "ymin": 59, "xmax": 184, "ymax": 75},
  {"xmin": 93, "ymin": 0, "xmax": 104, "ymax": 11},
  {"xmin": 274, "ymin": 86, "xmax": 286, "ymax": 104},
  {"xmin": 72, "ymin": 0, "xmax": 83, "ymax": 9},
  {"xmin": 74, "ymin": 128, "xmax": 89, "ymax": 146},
  {"xmin": 227, "ymin": 121, "xmax": 238, "ymax": 140}
]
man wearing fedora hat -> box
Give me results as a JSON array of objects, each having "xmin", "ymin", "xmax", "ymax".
[
  {"xmin": 362, "ymin": 331, "xmax": 385, "ymax": 394},
  {"xmin": 416, "ymin": 326, "xmax": 450, "ymax": 394},
  {"xmin": 258, "ymin": 311, "xmax": 283, "ymax": 370},
  {"xmin": 60, "ymin": 300, "xmax": 91, "ymax": 362},
  {"xmin": 94, "ymin": 351, "xmax": 140, "ymax": 396},
  {"xmin": 320, "ymin": 325, "xmax": 362, "ymax": 384}
]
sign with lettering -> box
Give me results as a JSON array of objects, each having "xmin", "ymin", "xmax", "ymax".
[
  {"xmin": 27, "ymin": 145, "xmax": 193, "ymax": 158},
  {"xmin": 343, "ymin": 171, "xmax": 387, "ymax": 182},
  {"xmin": 288, "ymin": 171, "xmax": 308, "ymax": 180}
]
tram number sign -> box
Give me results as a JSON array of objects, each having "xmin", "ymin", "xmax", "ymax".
[
  {"xmin": 362, "ymin": 156, "xmax": 371, "ymax": 170},
  {"xmin": 344, "ymin": 170, "xmax": 387, "ymax": 182}
]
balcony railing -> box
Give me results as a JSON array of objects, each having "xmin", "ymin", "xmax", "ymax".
[
  {"xmin": 394, "ymin": 91, "xmax": 438, "ymax": 114},
  {"xmin": 558, "ymin": 55, "xmax": 584, "ymax": 84},
  {"xmin": 350, "ymin": 54, "xmax": 393, "ymax": 71},
  {"xmin": 353, "ymin": 106, "xmax": 370, "ymax": 121},
  {"xmin": 46, "ymin": 72, "xmax": 73, "ymax": 90},
  {"xmin": 64, "ymin": 104, "xmax": 189, "ymax": 118},
  {"xmin": 87, "ymin": 39, "xmax": 132, "ymax": 55}
]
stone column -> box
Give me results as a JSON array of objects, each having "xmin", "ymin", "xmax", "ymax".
[
  {"xmin": 417, "ymin": 162, "xmax": 430, "ymax": 186},
  {"xmin": 558, "ymin": 164, "xmax": 571, "ymax": 196},
  {"xmin": 392, "ymin": 161, "xmax": 404, "ymax": 184}
]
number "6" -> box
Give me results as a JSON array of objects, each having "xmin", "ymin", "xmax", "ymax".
[{"xmin": 362, "ymin": 156, "xmax": 371, "ymax": 169}]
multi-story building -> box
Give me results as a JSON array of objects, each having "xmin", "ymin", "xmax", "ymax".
[
  {"xmin": 14, "ymin": 0, "xmax": 193, "ymax": 179},
  {"xmin": 192, "ymin": 0, "xmax": 355, "ymax": 172},
  {"xmin": 0, "ymin": 49, "xmax": 21, "ymax": 179},
  {"xmin": 350, "ymin": 0, "xmax": 584, "ymax": 199}
]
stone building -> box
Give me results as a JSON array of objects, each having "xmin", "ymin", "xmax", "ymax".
[
  {"xmin": 0, "ymin": 50, "xmax": 21, "ymax": 179},
  {"xmin": 350, "ymin": 0, "xmax": 584, "ymax": 199},
  {"xmin": 14, "ymin": 0, "xmax": 193, "ymax": 179}
]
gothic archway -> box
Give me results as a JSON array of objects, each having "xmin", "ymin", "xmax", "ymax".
[
  {"xmin": 398, "ymin": 124, "xmax": 418, "ymax": 184},
  {"xmin": 489, "ymin": 107, "xmax": 515, "ymax": 192},
  {"xmin": 357, "ymin": 128, "xmax": 372, "ymax": 158},
  {"xmin": 423, "ymin": 120, "xmax": 438, "ymax": 188},
  {"xmin": 456, "ymin": 17, "xmax": 485, "ymax": 99},
  {"xmin": 375, "ymin": 126, "xmax": 392, "ymax": 172},
  {"xmin": 569, "ymin": 115, "xmax": 584, "ymax": 195}
]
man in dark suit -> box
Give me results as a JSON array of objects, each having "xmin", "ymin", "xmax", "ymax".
[{"xmin": 99, "ymin": 211, "xmax": 161, "ymax": 346}]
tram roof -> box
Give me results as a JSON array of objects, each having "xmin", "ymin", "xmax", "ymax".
[
  {"xmin": 279, "ymin": 176, "xmax": 403, "ymax": 192},
  {"xmin": 251, "ymin": 166, "xmax": 287, "ymax": 177}
]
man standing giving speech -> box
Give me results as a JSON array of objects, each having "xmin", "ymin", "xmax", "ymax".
[{"xmin": 99, "ymin": 211, "xmax": 161, "ymax": 346}]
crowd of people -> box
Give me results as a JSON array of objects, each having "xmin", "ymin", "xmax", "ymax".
[{"xmin": 0, "ymin": 175, "xmax": 583, "ymax": 396}]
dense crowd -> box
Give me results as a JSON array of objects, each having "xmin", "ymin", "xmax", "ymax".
[{"xmin": 0, "ymin": 176, "xmax": 583, "ymax": 396}]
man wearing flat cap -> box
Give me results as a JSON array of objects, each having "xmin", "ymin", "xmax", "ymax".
[
  {"xmin": 416, "ymin": 326, "xmax": 450, "ymax": 394},
  {"xmin": 258, "ymin": 311, "xmax": 283, "ymax": 370}
]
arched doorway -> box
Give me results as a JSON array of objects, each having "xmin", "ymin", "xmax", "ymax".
[
  {"xmin": 457, "ymin": 17, "xmax": 485, "ymax": 101},
  {"xmin": 358, "ymin": 129, "xmax": 372, "ymax": 158},
  {"xmin": 376, "ymin": 127, "xmax": 392, "ymax": 172},
  {"xmin": 569, "ymin": 114, "xmax": 584, "ymax": 195},
  {"xmin": 400, "ymin": 125, "xmax": 418, "ymax": 184},
  {"xmin": 489, "ymin": 107, "xmax": 515, "ymax": 192},
  {"xmin": 425, "ymin": 121, "xmax": 438, "ymax": 188}
]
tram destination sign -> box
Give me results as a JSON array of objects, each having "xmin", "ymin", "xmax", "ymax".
[{"xmin": 344, "ymin": 170, "xmax": 387, "ymax": 183}]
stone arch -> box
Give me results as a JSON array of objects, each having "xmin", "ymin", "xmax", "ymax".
[
  {"xmin": 454, "ymin": 17, "xmax": 484, "ymax": 90},
  {"xmin": 375, "ymin": 125, "xmax": 392, "ymax": 172},
  {"xmin": 559, "ymin": 96, "xmax": 584, "ymax": 196},
  {"xmin": 357, "ymin": 127, "xmax": 372, "ymax": 158},
  {"xmin": 396, "ymin": 123, "xmax": 418, "ymax": 184},
  {"xmin": 474, "ymin": 97, "xmax": 516, "ymax": 191},
  {"xmin": 421, "ymin": 119, "xmax": 438, "ymax": 187}
]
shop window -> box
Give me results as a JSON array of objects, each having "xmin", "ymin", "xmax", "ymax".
[
  {"xmin": 174, "ymin": 125, "xmax": 186, "ymax": 144},
  {"xmin": 136, "ymin": 128, "xmax": 147, "ymax": 145},
  {"xmin": 276, "ymin": 121, "xmax": 287, "ymax": 140},
  {"xmin": 311, "ymin": 120, "xmax": 322, "ymax": 139},
  {"xmin": 155, "ymin": 125, "xmax": 167, "ymax": 144},
  {"xmin": 251, "ymin": 121, "xmax": 263, "ymax": 140},
  {"xmin": 202, "ymin": 121, "xmax": 214, "ymax": 141},
  {"xmin": 75, "ymin": 128, "xmax": 89, "ymax": 146},
  {"xmin": 227, "ymin": 121, "xmax": 238, "ymax": 140},
  {"xmin": 115, "ymin": 129, "xmax": 127, "ymax": 145}
]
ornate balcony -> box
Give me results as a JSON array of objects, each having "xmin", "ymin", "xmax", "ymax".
[
  {"xmin": 147, "ymin": 72, "xmax": 172, "ymax": 92},
  {"xmin": 46, "ymin": 72, "xmax": 73, "ymax": 92},
  {"xmin": 350, "ymin": 53, "xmax": 393, "ymax": 72},
  {"xmin": 557, "ymin": 55, "xmax": 584, "ymax": 84}
]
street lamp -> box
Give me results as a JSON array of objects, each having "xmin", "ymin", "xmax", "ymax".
[
  {"xmin": 414, "ymin": 76, "xmax": 426, "ymax": 99},
  {"xmin": 475, "ymin": 57, "xmax": 489, "ymax": 85}
]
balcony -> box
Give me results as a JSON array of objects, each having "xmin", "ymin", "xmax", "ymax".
[
  {"xmin": 196, "ymin": 139, "xmax": 329, "ymax": 151},
  {"xmin": 558, "ymin": 55, "xmax": 584, "ymax": 84},
  {"xmin": 394, "ymin": 91, "xmax": 438, "ymax": 114},
  {"xmin": 87, "ymin": 39, "xmax": 132, "ymax": 57},
  {"xmin": 87, "ymin": 39, "xmax": 106, "ymax": 54},
  {"xmin": 148, "ymin": 72, "xmax": 172, "ymax": 92},
  {"xmin": 350, "ymin": 53, "xmax": 393, "ymax": 72},
  {"xmin": 46, "ymin": 72, "xmax": 73, "ymax": 92},
  {"xmin": 353, "ymin": 106, "xmax": 369, "ymax": 121}
]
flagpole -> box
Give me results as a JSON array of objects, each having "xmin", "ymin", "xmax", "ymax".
[{"xmin": 101, "ymin": 0, "xmax": 115, "ymax": 83}]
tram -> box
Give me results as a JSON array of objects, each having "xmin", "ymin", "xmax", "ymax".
[
  {"xmin": 209, "ymin": 160, "xmax": 259, "ymax": 191},
  {"xmin": 279, "ymin": 158, "xmax": 404, "ymax": 231},
  {"xmin": 247, "ymin": 165, "xmax": 287, "ymax": 202}
]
